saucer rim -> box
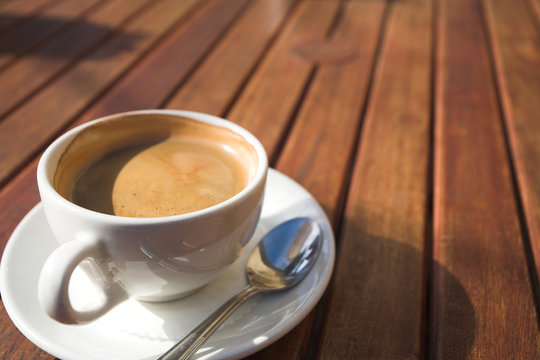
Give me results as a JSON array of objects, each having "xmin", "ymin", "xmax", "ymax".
[{"xmin": 0, "ymin": 169, "xmax": 335, "ymax": 360}]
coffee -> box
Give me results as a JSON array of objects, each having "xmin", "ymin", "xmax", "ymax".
[{"xmin": 54, "ymin": 114, "xmax": 257, "ymax": 218}]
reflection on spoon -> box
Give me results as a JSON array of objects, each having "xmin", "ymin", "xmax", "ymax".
[{"xmin": 158, "ymin": 217, "xmax": 322, "ymax": 360}]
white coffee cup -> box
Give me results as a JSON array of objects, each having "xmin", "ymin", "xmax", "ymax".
[{"xmin": 37, "ymin": 110, "xmax": 267, "ymax": 324}]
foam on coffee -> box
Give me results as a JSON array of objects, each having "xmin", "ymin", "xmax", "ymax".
[{"xmin": 54, "ymin": 114, "xmax": 257, "ymax": 218}]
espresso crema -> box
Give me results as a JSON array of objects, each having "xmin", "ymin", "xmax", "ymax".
[{"xmin": 53, "ymin": 114, "xmax": 257, "ymax": 218}]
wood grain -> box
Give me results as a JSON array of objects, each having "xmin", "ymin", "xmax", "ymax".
[
  {"xmin": 482, "ymin": 0, "xmax": 540, "ymax": 282},
  {"xmin": 0, "ymin": 0, "xmax": 539, "ymax": 358},
  {"xmin": 316, "ymin": 0, "xmax": 432, "ymax": 357},
  {"xmin": 273, "ymin": 0, "xmax": 385, "ymax": 222},
  {"xmin": 166, "ymin": 0, "xmax": 296, "ymax": 116},
  {"xmin": 227, "ymin": 0, "xmax": 341, "ymax": 157},
  {"xmin": 0, "ymin": 163, "xmax": 40, "ymax": 256},
  {"xmin": 74, "ymin": 0, "xmax": 250, "ymax": 123},
  {"xmin": 0, "ymin": 302, "xmax": 51, "ymax": 359},
  {"xmin": 433, "ymin": 0, "xmax": 540, "ymax": 357},
  {"xmin": 245, "ymin": 1, "xmax": 387, "ymax": 358},
  {"xmin": 0, "ymin": 0, "xmax": 200, "ymax": 186},
  {"xmin": 0, "ymin": 0, "xmax": 103, "ymax": 71},
  {"xmin": 220, "ymin": 1, "xmax": 345, "ymax": 358},
  {"xmin": 0, "ymin": 0, "xmax": 151, "ymax": 118}
]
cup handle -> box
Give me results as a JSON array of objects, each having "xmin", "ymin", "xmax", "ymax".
[{"xmin": 38, "ymin": 234, "xmax": 128, "ymax": 324}]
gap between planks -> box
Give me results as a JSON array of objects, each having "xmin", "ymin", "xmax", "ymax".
[{"xmin": 480, "ymin": 0, "xmax": 540, "ymax": 326}]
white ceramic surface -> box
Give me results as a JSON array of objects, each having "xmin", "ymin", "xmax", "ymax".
[
  {"xmin": 36, "ymin": 110, "xmax": 268, "ymax": 324},
  {"xmin": 0, "ymin": 169, "xmax": 335, "ymax": 360}
]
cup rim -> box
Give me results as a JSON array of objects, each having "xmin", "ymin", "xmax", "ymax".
[{"xmin": 37, "ymin": 109, "xmax": 268, "ymax": 225}]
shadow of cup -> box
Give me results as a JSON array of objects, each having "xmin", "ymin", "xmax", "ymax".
[{"xmin": 317, "ymin": 223, "xmax": 476, "ymax": 359}]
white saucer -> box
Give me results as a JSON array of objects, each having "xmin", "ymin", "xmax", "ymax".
[{"xmin": 0, "ymin": 169, "xmax": 335, "ymax": 360}]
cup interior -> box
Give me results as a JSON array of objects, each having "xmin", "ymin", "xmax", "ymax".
[{"xmin": 46, "ymin": 111, "xmax": 264, "ymax": 218}]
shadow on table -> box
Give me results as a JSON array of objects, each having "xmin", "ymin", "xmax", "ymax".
[
  {"xmin": 313, "ymin": 223, "xmax": 477, "ymax": 359},
  {"xmin": 119, "ymin": 184, "xmax": 476, "ymax": 358},
  {"xmin": 0, "ymin": 13, "xmax": 146, "ymax": 60}
]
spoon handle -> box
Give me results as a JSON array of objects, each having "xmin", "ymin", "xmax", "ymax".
[{"xmin": 158, "ymin": 286, "xmax": 260, "ymax": 360}]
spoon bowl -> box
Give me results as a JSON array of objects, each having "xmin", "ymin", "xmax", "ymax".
[
  {"xmin": 159, "ymin": 217, "xmax": 322, "ymax": 360},
  {"xmin": 247, "ymin": 218, "xmax": 321, "ymax": 290}
]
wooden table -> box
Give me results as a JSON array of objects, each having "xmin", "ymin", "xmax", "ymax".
[{"xmin": 1, "ymin": 0, "xmax": 540, "ymax": 358}]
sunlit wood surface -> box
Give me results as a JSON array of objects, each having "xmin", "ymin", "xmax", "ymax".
[{"xmin": 1, "ymin": 0, "xmax": 539, "ymax": 358}]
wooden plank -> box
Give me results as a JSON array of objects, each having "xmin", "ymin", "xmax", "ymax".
[
  {"xmin": 227, "ymin": 0, "xmax": 341, "ymax": 157},
  {"xmin": 75, "ymin": 0, "xmax": 250, "ymax": 123},
  {"xmin": 272, "ymin": 1, "xmax": 385, "ymax": 221},
  {"xmin": 0, "ymin": 302, "xmax": 52, "ymax": 359},
  {"xmin": 0, "ymin": 0, "xmax": 103, "ymax": 71},
  {"xmin": 433, "ymin": 0, "xmax": 540, "ymax": 357},
  {"xmin": 0, "ymin": 165, "xmax": 39, "ymax": 256},
  {"xmin": 316, "ymin": 0, "xmax": 432, "ymax": 357},
  {"xmin": 166, "ymin": 0, "xmax": 296, "ymax": 115},
  {"xmin": 0, "ymin": 0, "xmax": 151, "ymax": 118},
  {"xmin": 241, "ymin": 1, "xmax": 387, "ymax": 358},
  {"xmin": 225, "ymin": 1, "xmax": 343, "ymax": 358},
  {"xmin": 0, "ymin": 166, "xmax": 51, "ymax": 360},
  {"xmin": 483, "ymin": 0, "xmax": 540, "ymax": 281},
  {"xmin": 0, "ymin": 0, "xmax": 200, "ymax": 186},
  {"xmin": 0, "ymin": 0, "xmax": 55, "ymax": 33}
]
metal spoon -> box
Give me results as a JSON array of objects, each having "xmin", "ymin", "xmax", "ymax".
[{"xmin": 158, "ymin": 217, "xmax": 322, "ymax": 360}]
